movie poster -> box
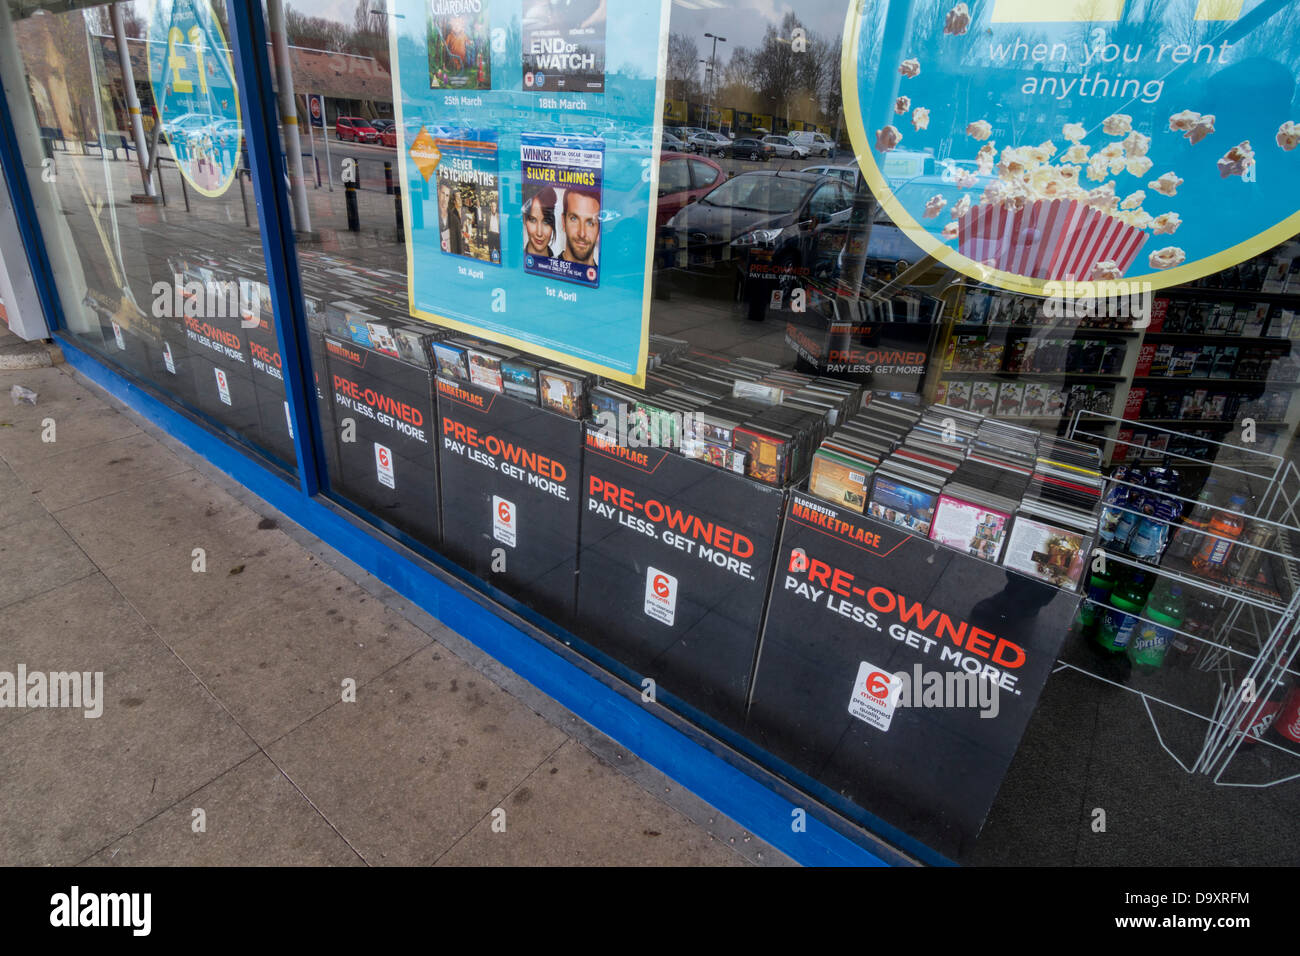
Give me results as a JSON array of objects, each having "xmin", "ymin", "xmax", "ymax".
[
  {"xmin": 520, "ymin": 133, "xmax": 603, "ymax": 287},
  {"xmin": 435, "ymin": 132, "xmax": 502, "ymax": 266},
  {"xmin": 428, "ymin": 0, "xmax": 491, "ymax": 90},
  {"xmin": 521, "ymin": 0, "xmax": 606, "ymax": 93}
]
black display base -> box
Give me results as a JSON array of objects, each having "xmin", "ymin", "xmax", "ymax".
[
  {"xmin": 321, "ymin": 335, "xmax": 440, "ymax": 548},
  {"xmin": 574, "ymin": 426, "xmax": 787, "ymax": 731},
  {"xmin": 435, "ymin": 376, "xmax": 584, "ymax": 627},
  {"xmin": 747, "ymin": 489, "xmax": 1080, "ymax": 857}
]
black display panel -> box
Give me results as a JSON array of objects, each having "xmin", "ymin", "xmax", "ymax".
[
  {"xmin": 182, "ymin": 313, "xmax": 262, "ymax": 445},
  {"xmin": 748, "ymin": 490, "xmax": 1079, "ymax": 856},
  {"xmin": 575, "ymin": 426, "xmax": 786, "ymax": 729},
  {"xmin": 322, "ymin": 335, "xmax": 440, "ymax": 547},
  {"xmin": 435, "ymin": 377, "xmax": 584, "ymax": 626}
]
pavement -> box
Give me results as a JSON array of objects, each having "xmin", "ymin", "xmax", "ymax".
[{"xmin": 0, "ymin": 326, "xmax": 791, "ymax": 866}]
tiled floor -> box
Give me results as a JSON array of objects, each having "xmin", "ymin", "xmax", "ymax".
[{"xmin": 0, "ymin": 347, "xmax": 781, "ymax": 866}]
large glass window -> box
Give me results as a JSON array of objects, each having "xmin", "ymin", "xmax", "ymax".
[
  {"xmin": 0, "ymin": 0, "xmax": 297, "ymax": 472},
  {"xmin": 6, "ymin": 0, "xmax": 1299, "ymax": 865}
]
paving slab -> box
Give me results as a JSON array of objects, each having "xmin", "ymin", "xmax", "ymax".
[
  {"xmin": 266, "ymin": 649, "xmax": 571, "ymax": 865},
  {"xmin": 435, "ymin": 738, "xmax": 748, "ymax": 867},
  {"xmin": 10, "ymin": 431, "xmax": 191, "ymax": 514},
  {"xmin": 83, "ymin": 753, "xmax": 363, "ymax": 867},
  {"xmin": 54, "ymin": 469, "xmax": 250, "ymax": 570},
  {"xmin": 0, "ymin": 639, "xmax": 257, "ymax": 866},
  {"xmin": 0, "ymin": 513, "xmax": 97, "ymax": 611}
]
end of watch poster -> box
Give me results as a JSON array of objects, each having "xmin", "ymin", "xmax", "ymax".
[{"xmin": 522, "ymin": 0, "xmax": 606, "ymax": 93}]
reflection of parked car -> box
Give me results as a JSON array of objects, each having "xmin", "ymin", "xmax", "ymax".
[
  {"xmin": 760, "ymin": 135, "xmax": 807, "ymax": 160},
  {"xmin": 371, "ymin": 119, "xmax": 394, "ymax": 132},
  {"xmin": 802, "ymin": 163, "xmax": 858, "ymax": 186},
  {"xmin": 380, "ymin": 125, "xmax": 399, "ymax": 148},
  {"xmin": 662, "ymin": 170, "xmax": 854, "ymax": 294},
  {"xmin": 725, "ymin": 138, "xmax": 775, "ymax": 161},
  {"xmin": 336, "ymin": 116, "xmax": 378, "ymax": 143},
  {"xmin": 164, "ymin": 112, "xmax": 220, "ymax": 143},
  {"xmin": 656, "ymin": 151, "xmax": 725, "ymax": 226},
  {"xmin": 789, "ymin": 130, "xmax": 836, "ymax": 157},
  {"xmin": 662, "ymin": 131, "xmax": 686, "ymax": 152},
  {"xmin": 687, "ymin": 131, "xmax": 730, "ymax": 156}
]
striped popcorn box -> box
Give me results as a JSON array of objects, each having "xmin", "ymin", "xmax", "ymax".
[{"xmin": 957, "ymin": 199, "xmax": 1148, "ymax": 280}]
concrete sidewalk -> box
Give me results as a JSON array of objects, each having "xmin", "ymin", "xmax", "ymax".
[{"xmin": 0, "ymin": 346, "xmax": 788, "ymax": 866}]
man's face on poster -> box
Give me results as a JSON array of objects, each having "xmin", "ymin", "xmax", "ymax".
[{"xmin": 562, "ymin": 191, "xmax": 600, "ymax": 264}]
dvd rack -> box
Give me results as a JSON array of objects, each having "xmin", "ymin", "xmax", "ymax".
[
  {"xmin": 927, "ymin": 276, "xmax": 1300, "ymax": 464},
  {"xmin": 1064, "ymin": 411, "xmax": 1300, "ymax": 786}
]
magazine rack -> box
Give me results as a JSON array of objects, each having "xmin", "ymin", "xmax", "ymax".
[{"xmin": 1064, "ymin": 412, "xmax": 1300, "ymax": 787}]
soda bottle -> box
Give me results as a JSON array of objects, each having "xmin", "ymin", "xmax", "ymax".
[
  {"xmin": 1191, "ymin": 494, "xmax": 1248, "ymax": 572},
  {"xmin": 1099, "ymin": 469, "xmax": 1133, "ymax": 545},
  {"xmin": 1095, "ymin": 570, "xmax": 1152, "ymax": 653},
  {"xmin": 1234, "ymin": 672, "xmax": 1285, "ymax": 746},
  {"xmin": 1269, "ymin": 683, "xmax": 1300, "ymax": 749},
  {"xmin": 1168, "ymin": 481, "xmax": 1218, "ymax": 561},
  {"xmin": 1168, "ymin": 592, "xmax": 1219, "ymax": 663},
  {"xmin": 1074, "ymin": 563, "xmax": 1118, "ymax": 639},
  {"xmin": 1226, "ymin": 520, "xmax": 1275, "ymax": 589},
  {"xmin": 1127, "ymin": 581, "xmax": 1183, "ymax": 671}
]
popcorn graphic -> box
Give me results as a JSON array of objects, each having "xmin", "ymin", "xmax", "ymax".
[
  {"xmin": 966, "ymin": 120, "xmax": 992, "ymax": 141},
  {"xmin": 1148, "ymin": 172, "xmax": 1183, "ymax": 197},
  {"xmin": 923, "ymin": 194, "xmax": 947, "ymax": 219},
  {"xmin": 954, "ymin": 168, "xmax": 978, "ymax": 189},
  {"xmin": 1062, "ymin": 122, "xmax": 1086, "ymax": 142},
  {"xmin": 899, "ymin": 58, "xmax": 920, "ymax": 78},
  {"xmin": 1062, "ymin": 144, "xmax": 1090, "ymax": 165},
  {"xmin": 1120, "ymin": 190, "xmax": 1145, "ymax": 210},
  {"xmin": 1187, "ymin": 115, "xmax": 1216, "ymax": 144},
  {"xmin": 1151, "ymin": 211, "xmax": 1181, "ymax": 235},
  {"xmin": 876, "ymin": 125, "xmax": 903, "ymax": 152},
  {"xmin": 1277, "ymin": 121, "xmax": 1300, "ymax": 152},
  {"xmin": 941, "ymin": 222, "xmax": 958, "ymax": 241},
  {"xmin": 1102, "ymin": 114, "xmax": 1133, "ymax": 136},
  {"xmin": 895, "ymin": 96, "xmax": 911, "ymax": 115},
  {"xmin": 945, "ymin": 122, "xmax": 1181, "ymax": 280},
  {"xmin": 1218, "ymin": 140, "xmax": 1254, "ymax": 178},
  {"xmin": 1168, "ymin": 111, "xmax": 1218, "ymax": 145},
  {"xmin": 1122, "ymin": 131, "xmax": 1150, "ymax": 158},
  {"xmin": 912, "ymin": 107, "xmax": 930, "ymax": 131},
  {"xmin": 944, "ymin": 3, "xmax": 970, "ymax": 36},
  {"xmin": 1149, "ymin": 246, "xmax": 1186, "ymax": 270},
  {"xmin": 1126, "ymin": 156, "xmax": 1154, "ymax": 177},
  {"xmin": 1091, "ymin": 260, "xmax": 1122, "ymax": 281}
]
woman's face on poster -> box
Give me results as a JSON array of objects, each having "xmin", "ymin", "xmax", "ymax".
[{"xmin": 524, "ymin": 196, "xmax": 553, "ymax": 254}]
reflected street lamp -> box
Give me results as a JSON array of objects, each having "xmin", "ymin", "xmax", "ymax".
[{"xmin": 703, "ymin": 32, "xmax": 726, "ymax": 133}]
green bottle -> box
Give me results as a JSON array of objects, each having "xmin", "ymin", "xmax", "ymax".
[
  {"xmin": 1075, "ymin": 564, "xmax": 1118, "ymax": 638},
  {"xmin": 1095, "ymin": 570, "xmax": 1151, "ymax": 653},
  {"xmin": 1127, "ymin": 582, "xmax": 1184, "ymax": 671}
]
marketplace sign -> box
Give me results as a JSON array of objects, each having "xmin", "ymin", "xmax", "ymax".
[
  {"xmin": 843, "ymin": 0, "xmax": 1300, "ymax": 294},
  {"xmin": 388, "ymin": 0, "xmax": 670, "ymax": 386},
  {"xmin": 146, "ymin": 0, "xmax": 243, "ymax": 199}
]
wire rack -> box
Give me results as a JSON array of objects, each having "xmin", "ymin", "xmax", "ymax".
[{"xmin": 1062, "ymin": 412, "xmax": 1300, "ymax": 786}]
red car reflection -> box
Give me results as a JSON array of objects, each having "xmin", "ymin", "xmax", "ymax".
[
  {"xmin": 336, "ymin": 116, "xmax": 378, "ymax": 144},
  {"xmin": 656, "ymin": 151, "xmax": 725, "ymax": 227}
]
